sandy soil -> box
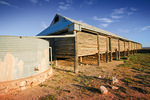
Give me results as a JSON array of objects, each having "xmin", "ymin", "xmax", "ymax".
[{"xmin": 0, "ymin": 55, "xmax": 149, "ymax": 100}]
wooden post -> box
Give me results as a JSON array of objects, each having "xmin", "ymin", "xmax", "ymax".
[
  {"xmin": 115, "ymin": 49, "xmax": 118, "ymax": 60},
  {"xmin": 124, "ymin": 41, "xmax": 126, "ymax": 57},
  {"xmin": 79, "ymin": 56, "xmax": 82, "ymax": 63},
  {"xmin": 127, "ymin": 49, "xmax": 129, "ymax": 56},
  {"xmin": 97, "ymin": 34, "xmax": 100, "ymax": 66},
  {"xmin": 106, "ymin": 36, "xmax": 109, "ymax": 63},
  {"xmin": 128, "ymin": 42, "xmax": 130, "ymax": 56},
  {"xmin": 118, "ymin": 39, "xmax": 120, "ymax": 59},
  {"xmin": 74, "ymin": 31, "xmax": 78, "ymax": 74},
  {"xmin": 109, "ymin": 37, "xmax": 112, "ymax": 62},
  {"xmin": 54, "ymin": 38, "xmax": 57, "ymax": 66}
]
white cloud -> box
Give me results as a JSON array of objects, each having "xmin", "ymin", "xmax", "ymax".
[
  {"xmin": 0, "ymin": 1, "xmax": 18, "ymax": 8},
  {"xmin": 111, "ymin": 15, "xmax": 122, "ymax": 19},
  {"xmin": 112, "ymin": 8, "xmax": 127, "ymax": 15},
  {"xmin": 78, "ymin": 20, "xmax": 84, "ymax": 23},
  {"xmin": 80, "ymin": 0, "xmax": 96, "ymax": 7},
  {"xmin": 57, "ymin": 0, "xmax": 72, "ymax": 11},
  {"xmin": 101, "ymin": 23, "xmax": 109, "ymax": 28},
  {"xmin": 93, "ymin": 7, "xmax": 138, "ymax": 28},
  {"xmin": 41, "ymin": 22, "xmax": 48, "ymax": 29},
  {"xmin": 58, "ymin": 4, "xmax": 71, "ymax": 10},
  {"xmin": 30, "ymin": 0, "xmax": 38, "ymax": 3},
  {"xmin": 93, "ymin": 16, "xmax": 113, "ymax": 23},
  {"xmin": 131, "ymin": 7, "xmax": 138, "ymax": 11},
  {"xmin": 66, "ymin": 0, "xmax": 72, "ymax": 3},
  {"xmin": 111, "ymin": 7, "xmax": 138, "ymax": 18},
  {"xmin": 118, "ymin": 29, "xmax": 129, "ymax": 33},
  {"xmin": 140, "ymin": 26, "xmax": 150, "ymax": 31}
]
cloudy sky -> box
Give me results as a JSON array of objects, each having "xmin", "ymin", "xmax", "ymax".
[{"xmin": 0, "ymin": 0, "xmax": 150, "ymax": 47}]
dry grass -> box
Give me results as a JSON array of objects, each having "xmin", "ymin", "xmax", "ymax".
[{"xmin": 1, "ymin": 53, "xmax": 150, "ymax": 100}]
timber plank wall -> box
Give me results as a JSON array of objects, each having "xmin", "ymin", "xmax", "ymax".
[{"xmin": 47, "ymin": 31, "xmax": 142, "ymax": 59}]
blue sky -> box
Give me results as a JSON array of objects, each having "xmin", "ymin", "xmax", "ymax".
[{"xmin": 0, "ymin": 0, "xmax": 150, "ymax": 47}]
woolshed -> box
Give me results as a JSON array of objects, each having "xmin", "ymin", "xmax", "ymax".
[{"xmin": 37, "ymin": 14, "xmax": 142, "ymax": 73}]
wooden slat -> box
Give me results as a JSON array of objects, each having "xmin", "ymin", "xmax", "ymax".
[
  {"xmin": 97, "ymin": 34, "xmax": 100, "ymax": 66},
  {"xmin": 78, "ymin": 32, "xmax": 97, "ymax": 56}
]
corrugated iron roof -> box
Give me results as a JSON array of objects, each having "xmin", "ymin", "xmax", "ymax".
[
  {"xmin": 37, "ymin": 18, "xmax": 72, "ymax": 36},
  {"xmin": 37, "ymin": 14, "xmax": 137, "ymax": 42}
]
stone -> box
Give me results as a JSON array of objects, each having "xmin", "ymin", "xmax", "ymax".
[
  {"xmin": 99, "ymin": 86, "xmax": 108, "ymax": 94},
  {"xmin": 112, "ymin": 86, "xmax": 119, "ymax": 90},
  {"xmin": 20, "ymin": 81, "xmax": 26, "ymax": 87},
  {"xmin": 20, "ymin": 87, "xmax": 26, "ymax": 90},
  {"xmin": 0, "ymin": 89, "xmax": 6, "ymax": 95},
  {"xmin": 112, "ymin": 77, "xmax": 119, "ymax": 84},
  {"xmin": 98, "ymin": 75, "xmax": 102, "ymax": 78}
]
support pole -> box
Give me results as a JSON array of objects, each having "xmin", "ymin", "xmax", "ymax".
[
  {"xmin": 124, "ymin": 41, "xmax": 126, "ymax": 57},
  {"xmin": 54, "ymin": 38, "xmax": 57, "ymax": 66},
  {"xmin": 79, "ymin": 56, "xmax": 82, "ymax": 63},
  {"xmin": 128, "ymin": 42, "xmax": 130, "ymax": 56},
  {"xmin": 74, "ymin": 31, "xmax": 78, "ymax": 74},
  {"xmin": 115, "ymin": 49, "xmax": 118, "ymax": 60},
  {"xmin": 110, "ymin": 51, "xmax": 112, "ymax": 62},
  {"xmin": 106, "ymin": 51, "xmax": 109, "ymax": 63},
  {"xmin": 106, "ymin": 37, "xmax": 109, "ymax": 63},
  {"xmin": 127, "ymin": 49, "xmax": 129, "ymax": 56},
  {"xmin": 109, "ymin": 37, "xmax": 112, "ymax": 62},
  {"xmin": 118, "ymin": 39, "xmax": 120, "ymax": 60},
  {"xmin": 97, "ymin": 34, "xmax": 100, "ymax": 66}
]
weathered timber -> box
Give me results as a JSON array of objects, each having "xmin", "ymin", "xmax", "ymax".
[
  {"xmin": 78, "ymin": 32, "xmax": 97, "ymax": 56},
  {"xmin": 54, "ymin": 38, "xmax": 57, "ymax": 66},
  {"xmin": 118, "ymin": 39, "xmax": 120, "ymax": 59},
  {"xmin": 115, "ymin": 49, "xmax": 118, "ymax": 60},
  {"xmin": 127, "ymin": 49, "xmax": 129, "ymax": 56},
  {"xmin": 99, "ymin": 35, "xmax": 107, "ymax": 54},
  {"xmin": 111, "ymin": 38, "xmax": 118, "ymax": 52},
  {"xmin": 97, "ymin": 34, "xmax": 100, "ymax": 66},
  {"xmin": 55, "ymin": 36, "xmax": 75, "ymax": 58},
  {"xmin": 109, "ymin": 37, "xmax": 112, "ymax": 61},
  {"xmin": 74, "ymin": 31, "xmax": 78, "ymax": 74},
  {"xmin": 79, "ymin": 56, "xmax": 82, "ymax": 63},
  {"xmin": 106, "ymin": 37, "xmax": 109, "ymax": 63},
  {"xmin": 120, "ymin": 40, "xmax": 124, "ymax": 52},
  {"xmin": 124, "ymin": 41, "xmax": 126, "ymax": 57}
]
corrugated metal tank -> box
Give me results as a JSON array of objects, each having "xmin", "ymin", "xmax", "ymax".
[{"xmin": 0, "ymin": 36, "xmax": 49, "ymax": 82}]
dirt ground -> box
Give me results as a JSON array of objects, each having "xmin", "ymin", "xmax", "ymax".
[{"xmin": 0, "ymin": 54, "xmax": 150, "ymax": 100}]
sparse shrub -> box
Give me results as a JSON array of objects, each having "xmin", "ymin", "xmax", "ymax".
[
  {"xmin": 39, "ymin": 84, "xmax": 47, "ymax": 87},
  {"xmin": 41, "ymin": 94, "xmax": 56, "ymax": 100}
]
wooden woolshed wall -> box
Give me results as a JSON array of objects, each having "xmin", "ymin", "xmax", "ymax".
[{"xmin": 37, "ymin": 14, "xmax": 142, "ymax": 73}]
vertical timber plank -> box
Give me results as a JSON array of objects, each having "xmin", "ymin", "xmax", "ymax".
[
  {"xmin": 54, "ymin": 38, "xmax": 57, "ymax": 66},
  {"xmin": 106, "ymin": 36, "xmax": 109, "ymax": 63},
  {"xmin": 109, "ymin": 37, "xmax": 112, "ymax": 61},
  {"xmin": 118, "ymin": 39, "xmax": 120, "ymax": 59},
  {"xmin": 97, "ymin": 34, "xmax": 100, "ymax": 66},
  {"xmin": 74, "ymin": 31, "xmax": 79, "ymax": 74},
  {"xmin": 128, "ymin": 42, "xmax": 130, "ymax": 56},
  {"xmin": 124, "ymin": 41, "xmax": 126, "ymax": 57},
  {"xmin": 115, "ymin": 49, "xmax": 118, "ymax": 60},
  {"xmin": 79, "ymin": 56, "xmax": 82, "ymax": 63},
  {"xmin": 127, "ymin": 49, "xmax": 129, "ymax": 56}
]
